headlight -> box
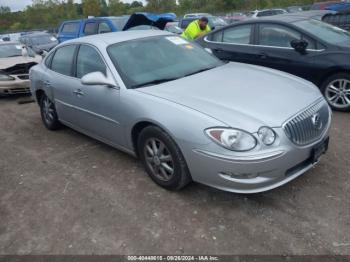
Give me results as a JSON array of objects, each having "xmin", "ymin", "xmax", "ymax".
[
  {"xmin": 205, "ymin": 127, "xmax": 257, "ymax": 151},
  {"xmin": 0, "ymin": 73, "xmax": 15, "ymax": 81},
  {"xmin": 258, "ymin": 126, "xmax": 276, "ymax": 146}
]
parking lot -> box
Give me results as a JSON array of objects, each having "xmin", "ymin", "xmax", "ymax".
[{"xmin": 0, "ymin": 96, "xmax": 349, "ymax": 255}]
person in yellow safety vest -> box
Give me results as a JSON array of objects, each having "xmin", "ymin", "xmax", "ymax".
[{"xmin": 181, "ymin": 17, "xmax": 211, "ymax": 41}]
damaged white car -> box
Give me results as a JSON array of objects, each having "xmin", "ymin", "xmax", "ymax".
[{"xmin": 0, "ymin": 42, "xmax": 41, "ymax": 96}]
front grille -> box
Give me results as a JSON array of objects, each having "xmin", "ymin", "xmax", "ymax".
[
  {"xmin": 283, "ymin": 100, "xmax": 330, "ymax": 146},
  {"xmin": 2, "ymin": 87, "xmax": 31, "ymax": 95}
]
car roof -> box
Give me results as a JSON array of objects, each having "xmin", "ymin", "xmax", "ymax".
[
  {"xmin": 252, "ymin": 14, "xmax": 310, "ymax": 23},
  {"xmin": 63, "ymin": 30, "xmax": 172, "ymax": 46}
]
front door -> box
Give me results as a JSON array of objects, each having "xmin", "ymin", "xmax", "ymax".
[
  {"xmin": 72, "ymin": 44, "xmax": 123, "ymax": 146},
  {"xmin": 253, "ymin": 23, "xmax": 318, "ymax": 82}
]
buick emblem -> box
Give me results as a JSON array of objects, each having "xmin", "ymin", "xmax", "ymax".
[{"xmin": 311, "ymin": 113, "xmax": 322, "ymax": 130}]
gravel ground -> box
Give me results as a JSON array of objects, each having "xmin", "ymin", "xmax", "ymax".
[{"xmin": 0, "ymin": 96, "xmax": 349, "ymax": 255}]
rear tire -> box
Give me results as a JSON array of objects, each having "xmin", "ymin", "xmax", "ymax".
[
  {"xmin": 321, "ymin": 73, "xmax": 350, "ymax": 112},
  {"xmin": 40, "ymin": 93, "xmax": 61, "ymax": 130},
  {"xmin": 138, "ymin": 126, "xmax": 192, "ymax": 191}
]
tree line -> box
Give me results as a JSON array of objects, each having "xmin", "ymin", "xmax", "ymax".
[{"xmin": 0, "ymin": 0, "xmax": 317, "ymax": 33}]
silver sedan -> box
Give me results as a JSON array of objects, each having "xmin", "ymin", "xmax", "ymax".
[{"xmin": 30, "ymin": 31, "xmax": 331, "ymax": 193}]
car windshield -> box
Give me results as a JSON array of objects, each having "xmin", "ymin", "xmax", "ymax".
[
  {"xmin": 209, "ymin": 17, "xmax": 227, "ymax": 26},
  {"xmin": 30, "ymin": 35, "xmax": 55, "ymax": 45},
  {"xmin": 293, "ymin": 19, "xmax": 350, "ymax": 46},
  {"xmin": 0, "ymin": 44, "xmax": 23, "ymax": 58},
  {"xmin": 107, "ymin": 36, "xmax": 223, "ymax": 89}
]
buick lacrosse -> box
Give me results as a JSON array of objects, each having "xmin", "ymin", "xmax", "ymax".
[{"xmin": 30, "ymin": 31, "xmax": 331, "ymax": 193}]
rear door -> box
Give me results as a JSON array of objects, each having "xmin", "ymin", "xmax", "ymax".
[
  {"xmin": 253, "ymin": 23, "xmax": 319, "ymax": 81},
  {"xmin": 48, "ymin": 44, "xmax": 79, "ymax": 124},
  {"xmin": 202, "ymin": 23, "xmax": 258, "ymax": 64}
]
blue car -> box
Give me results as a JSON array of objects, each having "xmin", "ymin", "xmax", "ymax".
[{"xmin": 57, "ymin": 13, "xmax": 176, "ymax": 43}]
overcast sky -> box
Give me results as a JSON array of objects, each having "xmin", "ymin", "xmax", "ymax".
[{"xmin": 0, "ymin": 0, "xmax": 145, "ymax": 12}]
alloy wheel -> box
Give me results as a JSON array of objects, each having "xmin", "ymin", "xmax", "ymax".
[
  {"xmin": 325, "ymin": 79, "xmax": 350, "ymax": 109},
  {"xmin": 42, "ymin": 96, "xmax": 55, "ymax": 124},
  {"xmin": 143, "ymin": 138, "xmax": 174, "ymax": 182}
]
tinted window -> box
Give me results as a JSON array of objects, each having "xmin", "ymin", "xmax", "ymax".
[
  {"xmin": 222, "ymin": 25, "xmax": 252, "ymax": 44},
  {"xmin": 76, "ymin": 45, "xmax": 106, "ymax": 78},
  {"xmin": 259, "ymin": 24, "xmax": 302, "ymax": 47},
  {"xmin": 62, "ymin": 23, "xmax": 79, "ymax": 33},
  {"xmin": 258, "ymin": 24, "xmax": 316, "ymax": 49},
  {"xmin": 51, "ymin": 45, "xmax": 76, "ymax": 76},
  {"xmin": 98, "ymin": 22, "xmax": 111, "ymax": 34},
  {"xmin": 84, "ymin": 22, "xmax": 97, "ymax": 35}
]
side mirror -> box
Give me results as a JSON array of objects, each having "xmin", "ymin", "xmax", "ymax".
[
  {"xmin": 81, "ymin": 71, "xmax": 117, "ymax": 88},
  {"xmin": 291, "ymin": 39, "xmax": 308, "ymax": 54}
]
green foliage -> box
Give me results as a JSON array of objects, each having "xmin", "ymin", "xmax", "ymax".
[{"xmin": 0, "ymin": 0, "xmax": 318, "ymax": 33}]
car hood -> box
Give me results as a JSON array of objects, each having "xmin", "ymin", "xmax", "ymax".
[
  {"xmin": 138, "ymin": 62, "xmax": 323, "ymax": 132},
  {"xmin": 123, "ymin": 12, "xmax": 176, "ymax": 31},
  {"xmin": 0, "ymin": 56, "xmax": 41, "ymax": 70}
]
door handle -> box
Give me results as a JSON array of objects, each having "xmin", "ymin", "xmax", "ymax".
[
  {"xmin": 73, "ymin": 89, "xmax": 84, "ymax": 96},
  {"xmin": 258, "ymin": 53, "xmax": 268, "ymax": 59}
]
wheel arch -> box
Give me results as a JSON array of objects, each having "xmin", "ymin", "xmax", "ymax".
[
  {"xmin": 35, "ymin": 89, "xmax": 45, "ymax": 105},
  {"xmin": 317, "ymin": 68, "xmax": 350, "ymax": 87},
  {"xmin": 130, "ymin": 120, "xmax": 180, "ymax": 158}
]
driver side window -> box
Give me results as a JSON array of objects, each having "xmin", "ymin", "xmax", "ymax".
[
  {"xmin": 258, "ymin": 24, "xmax": 315, "ymax": 49},
  {"xmin": 76, "ymin": 45, "xmax": 106, "ymax": 79}
]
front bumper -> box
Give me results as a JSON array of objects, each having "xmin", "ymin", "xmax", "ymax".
[
  {"xmin": 181, "ymin": 127, "xmax": 331, "ymax": 194},
  {"xmin": 0, "ymin": 75, "xmax": 31, "ymax": 95}
]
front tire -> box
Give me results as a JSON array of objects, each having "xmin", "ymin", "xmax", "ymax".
[
  {"xmin": 40, "ymin": 93, "xmax": 61, "ymax": 130},
  {"xmin": 138, "ymin": 126, "xmax": 192, "ymax": 191},
  {"xmin": 321, "ymin": 73, "xmax": 350, "ymax": 112}
]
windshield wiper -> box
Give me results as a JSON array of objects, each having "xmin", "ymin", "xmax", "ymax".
[
  {"xmin": 183, "ymin": 66, "xmax": 215, "ymax": 78},
  {"xmin": 131, "ymin": 77, "xmax": 179, "ymax": 89}
]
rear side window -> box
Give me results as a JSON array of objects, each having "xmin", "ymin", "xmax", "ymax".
[
  {"xmin": 222, "ymin": 25, "xmax": 252, "ymax": 44},
  {"xmin": 51, "ymin": 45, "xmax": 76, "ymax": 76},
  {"xmin": 76, "ymin": 45, "xmax": 106, "ymax": 78},
  {"xmin": 210, "ymin": 30, "xmax": 223, "ymax": 42},
  {"xmin": 62, "ymin": 23, "xmax": 79, "ymax": 33},
  {"xmin": 44, "ymin": 52, "xmax": 54, "ymax": 68},
  {"xmin": 98, "ymin": 22, "xmax": 112, "ymax": 34},
  {"xmin": 84, "ymin": 22, "xmax": 97, "ymax": 35}
]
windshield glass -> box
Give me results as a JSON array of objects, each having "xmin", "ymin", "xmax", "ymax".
[
  {"xmin": 0, "ymin": 44, "xmax": 23, "ymax": 58},
  {"xmin": 107, "ymin": 36, "xmax": 223, "ymax": 88},
  {"xmin": 294, "ymin": 19, "xmax": 350, "ymax": 46},
  {"xmin": 30, "ymin": 35, "xmax": 55, "ymax": 45},
  {"xmin": 209, "ymin": 17, "xmax": 227, "ymax": 26}
]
